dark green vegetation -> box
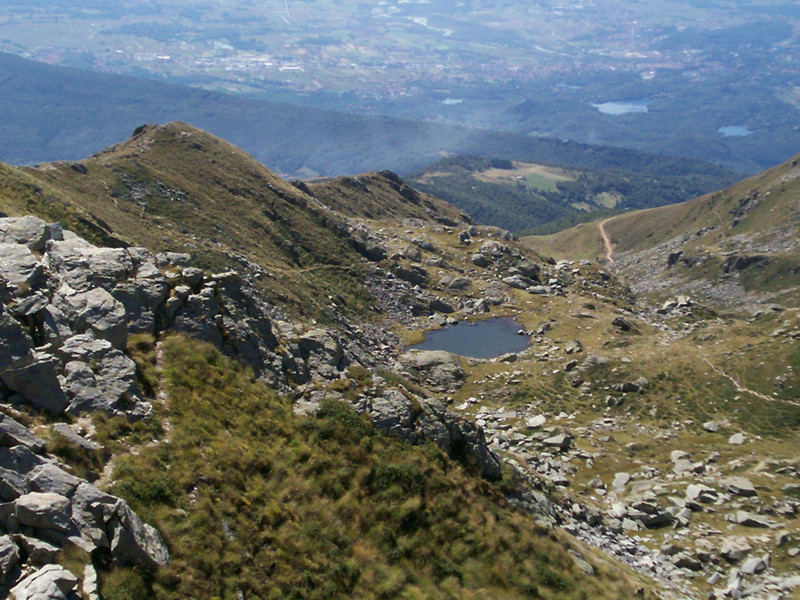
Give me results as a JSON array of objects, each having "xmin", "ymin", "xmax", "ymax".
[
  {"xmin": 103, "ymin": 335, "xmax": 641, "ymax": 600},
  {"xmin": 408, "ymin": 155, "xmax": 735, "ymax": 233}
]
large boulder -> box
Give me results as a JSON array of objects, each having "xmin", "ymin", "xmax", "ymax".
[
  {"xmin": 297, "ymin": 329, "xmax": 344, "ymax": 380},
  {"xmin": 52, "ymin": 286, "xmax": 128, "ymax": 350},
  {"xmin": 44, "ymin": 237, "xmax": 133, "ymax": 293},
  {"xmin": 0, "ymin": 534, "xmax": 20, "ymax": 579},
  {"xmin": 109, "ymin": 501, "xmax": 170, "ymax": 570},
  {"xmin": 15, "ymin": 492, "xmax": 73, "ymax": 533},
  {"xmin": 9, "ymin": 564, "xmax": 78, "ymax": 600},
  {"xmin": 0, "ymin": 414, "xmax": 46, "ymax": 452},
  {"xmin": 57, "ymin": 334, "xmax": 150, "ymax": 419},
  {"xmin": 0, "ymin": 244, "xmax": 45, "ymax": 291},
  {"xmin": 0, "ymin": 216, "xmax": 62, "ymax": 252},
  {"xmin": 0, "ymin": 313, "xmax": 34, "ymax": 373},
  {"xmin": 1, "ymin": 356, "xmax": 69, "ymax": 414},
  {"xmin": 397, "ymin": 350, "xmax": 466, "ymax": 392}
]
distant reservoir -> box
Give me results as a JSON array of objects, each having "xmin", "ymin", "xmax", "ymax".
[
  {"xmin": 591, "ymin": 100, "xmax": 651, "ymax": 115},
  {"xmin": 409, "ymin": 317, "xmax": 529, "ymax": 359},
  {"xmin": 718, "ymin": 126, "xmax": 755, "ymax": 137}
]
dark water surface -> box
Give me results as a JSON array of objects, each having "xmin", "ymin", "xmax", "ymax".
[{"xmin": 410, "ymin": 317, "xmax": 529, "ymax": 359}]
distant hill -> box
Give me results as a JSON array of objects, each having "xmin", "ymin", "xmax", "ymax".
[
  {"xmin": 407, "ymin": 155, "xmax": 739, "ymax": 233},
  {"xmin": 523, "ymin": 151, "xmax": 800, "ymax": 310},
  {"xmin": 0, "ymin": 122, "xmax": 467, "ymax": 317},
  {"xmin": 0, "ymin": 52, "xmax": 739, "ymax": 202}
]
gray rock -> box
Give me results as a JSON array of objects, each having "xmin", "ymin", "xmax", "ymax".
[
  {"xmin": 15, "ymin": 535, "xmax": 60, "ymax": 565},
  {"xmin": 50, "ymin": 424, "xmax": 100, "ymax": 452},
  {"xmin": 0, "ymin": 243, "xmax": 45, "ymax": 290},
  {"xmin": 9, "ymin": 564, "xmax": 78, "ymax": 600},
  {"xmin": 720, "ymin": 538, "xmax": 752, "ymax": 564},
  {"xmin": 15, "ymin": 492, "xmax": 73, "ymax": 533},
  {"xmin": 0, "ymin": 414, "xmax": 46, "ymax": 452},
  {"xmin": 0, "ymin": 216, "xmax": 62, "ymax": 252},
  {"xmin": 526, "ymin": 415, "xmax": 547, "ymax": 428},
  {"xmin": 0, "ymin": 534, "xmax": 19, "ymax": 578},
  {"xmin": 364, "ymin": 388, "xmax": 502, "ymax": 480},
  {"xmin": 673, "ymin": 553, "xmax": 703, "ymax": 571},
  {"xmin": 671, "ymin": 450, "xmax": 691, "ymax": 462},
  {"xmin": 703, "ymin": 421, "xmax": 719, "ymax": 432},
  {"xmin": 1, "ymin": 357, "xmax": 69, "ymax": 414},
  {"xmin": 503, "ymin": 275, "xmax": 531, "ymax": 289},
  {"xmin": 0, "ymin": 313, "xmax": 34, "ymax": 373},
  {"xmin": 611, "ymin": 317, "xmax": 631, "ymax": 331},
  {"xmin": 397, "ymin": 350, "xmax": 466, "ymax": 392},
  {"xmin": 728, "ymin": 432, "xmax": 746, "ymax": 445},
  {"xmin": 447, "ymin": 277, "xmax": 471, "ymax": 291},
  {"xmin": 740, "ymin": 555, "xmax": 767, "ymax": 576},
  {"xmin": 182, "ymin": 267, "xmax": 204, "ymax": 287},
  {"xmin": 734, "ymin": 511, "xmax": 771, "ymax": 528},
  {"xmin": 29, "ymin": 464, "xmax": 83, "ymax": 498},
  {"xmin": 58, "ymin": 334, "xmax": 150, "ymax": 419},
  {"xmin": 543, "ymin": 434, "xmax": 572, "ymax": 450},
  {"xmin": 612, "ymin": 472, "xmax": 631, "ymax": 491},
  {"xmin": 564, "ymin": 340, "xmax": 583, "ymax": 354},
  {"xmin": 723, "ymin": 477, "xmax": 757, "ymax": 497},
  {"xmin": 686, "ymin": 483, "xmax": 718, "ymax": 505},
  {"xmin": 297, "ymin": 329, "xmax": 344, "ymax": 380},
  {"xmin": 9, "ymin": 292, "xmax": 49, "ymax": 317},
  {"xmin": 53, "ymin": 286, "xmax": 128, "ymax": 350},
  {"xmin": 69, "ymin": 483, "xmax": 117, "ymax": 547},
  {"xmin": 471, "ymin": 253, "xmax": 489, "ymax": 267},
  {"xmin": 109, "ymin": 501, "xmax": 170, "ymax": 570},
  {"xmin": 44, "ymin": 237, "xmax": 134, "ymax": 293}
]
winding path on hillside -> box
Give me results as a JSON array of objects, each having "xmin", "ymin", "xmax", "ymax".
[
  {"xmin": 598, "ymin": 218, "xmax": 615, "ymax": 263},
  {"xmin": 703, "ymin": 357, "xmax": 800, "ymax": 407}
]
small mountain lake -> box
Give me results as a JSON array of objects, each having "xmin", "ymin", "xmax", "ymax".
[
  {"xmin": 718, "ymin": 125, "xmax": 755, "ymax": 137},
  {"xmin": 591, "ymin": 100, "xmax": 651, "ymax": 115},
  {"xmin": 409, "ymin": 317, "xmax": 529, "ymax": 359}
]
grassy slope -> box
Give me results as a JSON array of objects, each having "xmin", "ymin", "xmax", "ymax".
[
  {"xmin": 1, "ymin": 123, "xmax": 465, "ymax": 318},
  {"xmin": 523, "ymin": 150, "xmax": 800, "ymax": 260},
  {"xmin": 103, "ymin": 335, "xmax": 648, "ymax": 600},
  {"xmin": 305, "ymin": 170, "xmax": 467, "ymax": 224}
]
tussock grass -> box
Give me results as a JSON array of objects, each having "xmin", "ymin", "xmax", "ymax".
[{"xmin": 105, "ymin": 335, "xmax": 644, "ymax": 600}]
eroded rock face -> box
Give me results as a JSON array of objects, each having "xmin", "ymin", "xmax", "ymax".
[{"xmin": 360, "ymin": 388, "xmax": 502, "ymax": 480}]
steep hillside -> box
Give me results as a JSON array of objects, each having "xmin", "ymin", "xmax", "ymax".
[
  {"xmin": 3, "ymin": 125, "xmax": 799, "ymax": 600},
  {"xmin": 523, "ymin": 151, "xmax": 800, "ymax": 310},
  {"xmin": 303, "ymin": 170, "xmax": 468, "ymax": 225},
  {"xmin": 0, "ymin": 123, "xmax": 468, "ymax": 319}
]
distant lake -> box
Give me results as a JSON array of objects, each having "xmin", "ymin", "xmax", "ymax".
[
  {"xmin": 409, "ymin": 317, "xmax": 529, "ymax": 359},
  {"xmin": 591, "ymin": 100, "xmax": 651, "ymax": 115},
  {"xmin": 718, "ymin": 126, "xmax": 755, "ymax": 137}
]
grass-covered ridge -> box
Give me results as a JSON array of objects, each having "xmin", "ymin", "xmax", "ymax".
[{"xmin": 105, "ymin": 335, "xmax": 645, "ymax": 600}]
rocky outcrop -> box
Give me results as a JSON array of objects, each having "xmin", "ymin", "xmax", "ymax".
[
  {"xmin": 396, "ymin": 350, "xmax": 466, "ymax": 392},
  {"xmin": 358, "ymin": 388, "xmax": 502, "ymax": 480}
]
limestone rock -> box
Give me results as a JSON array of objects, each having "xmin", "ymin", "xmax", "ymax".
[
  {"xmin": 0, "ymin": 313, "xmax": 35, "ymax": 373},
  {"xmin": 723, "ymin": 476, "xmax": 757, "ymax": 497},
  {"xmin": 29, "ymin": 464, "xmax": 83, "ymax": 498},
  {"xmin": 397, "ymin": 350, "xmax": 466, "ymax": 392},
  {"xmin": 0, "ymin": 414, "xmax": 46, "ymax": 452},
  {"xmin": 58, "ymin": 334, "xmax": 150, "ymax": 419},
  {"xmin": 109, "ymin": 501, "xmax": 170, "ymax": 570},
  {"xmin": 0, "ymin": 243, "xmax": 45, "ymax": 291},
  {"xmin": 9, "ymin": 564, "xmax": 78, "ymax": 600},
  {"xmin": 0, "ymin": 534, "xmax": 20, "ymax": 578},
  {"xmin": 1, "ymin": 357, "xmax": 69, "ymax": 414},
  {"xmin": 53, "ymin": 286, "xmax": 128, "ymax": 350},
  {"xmin": 15, "ymin": 492, "xmax": 73, "ymax": 533}
]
